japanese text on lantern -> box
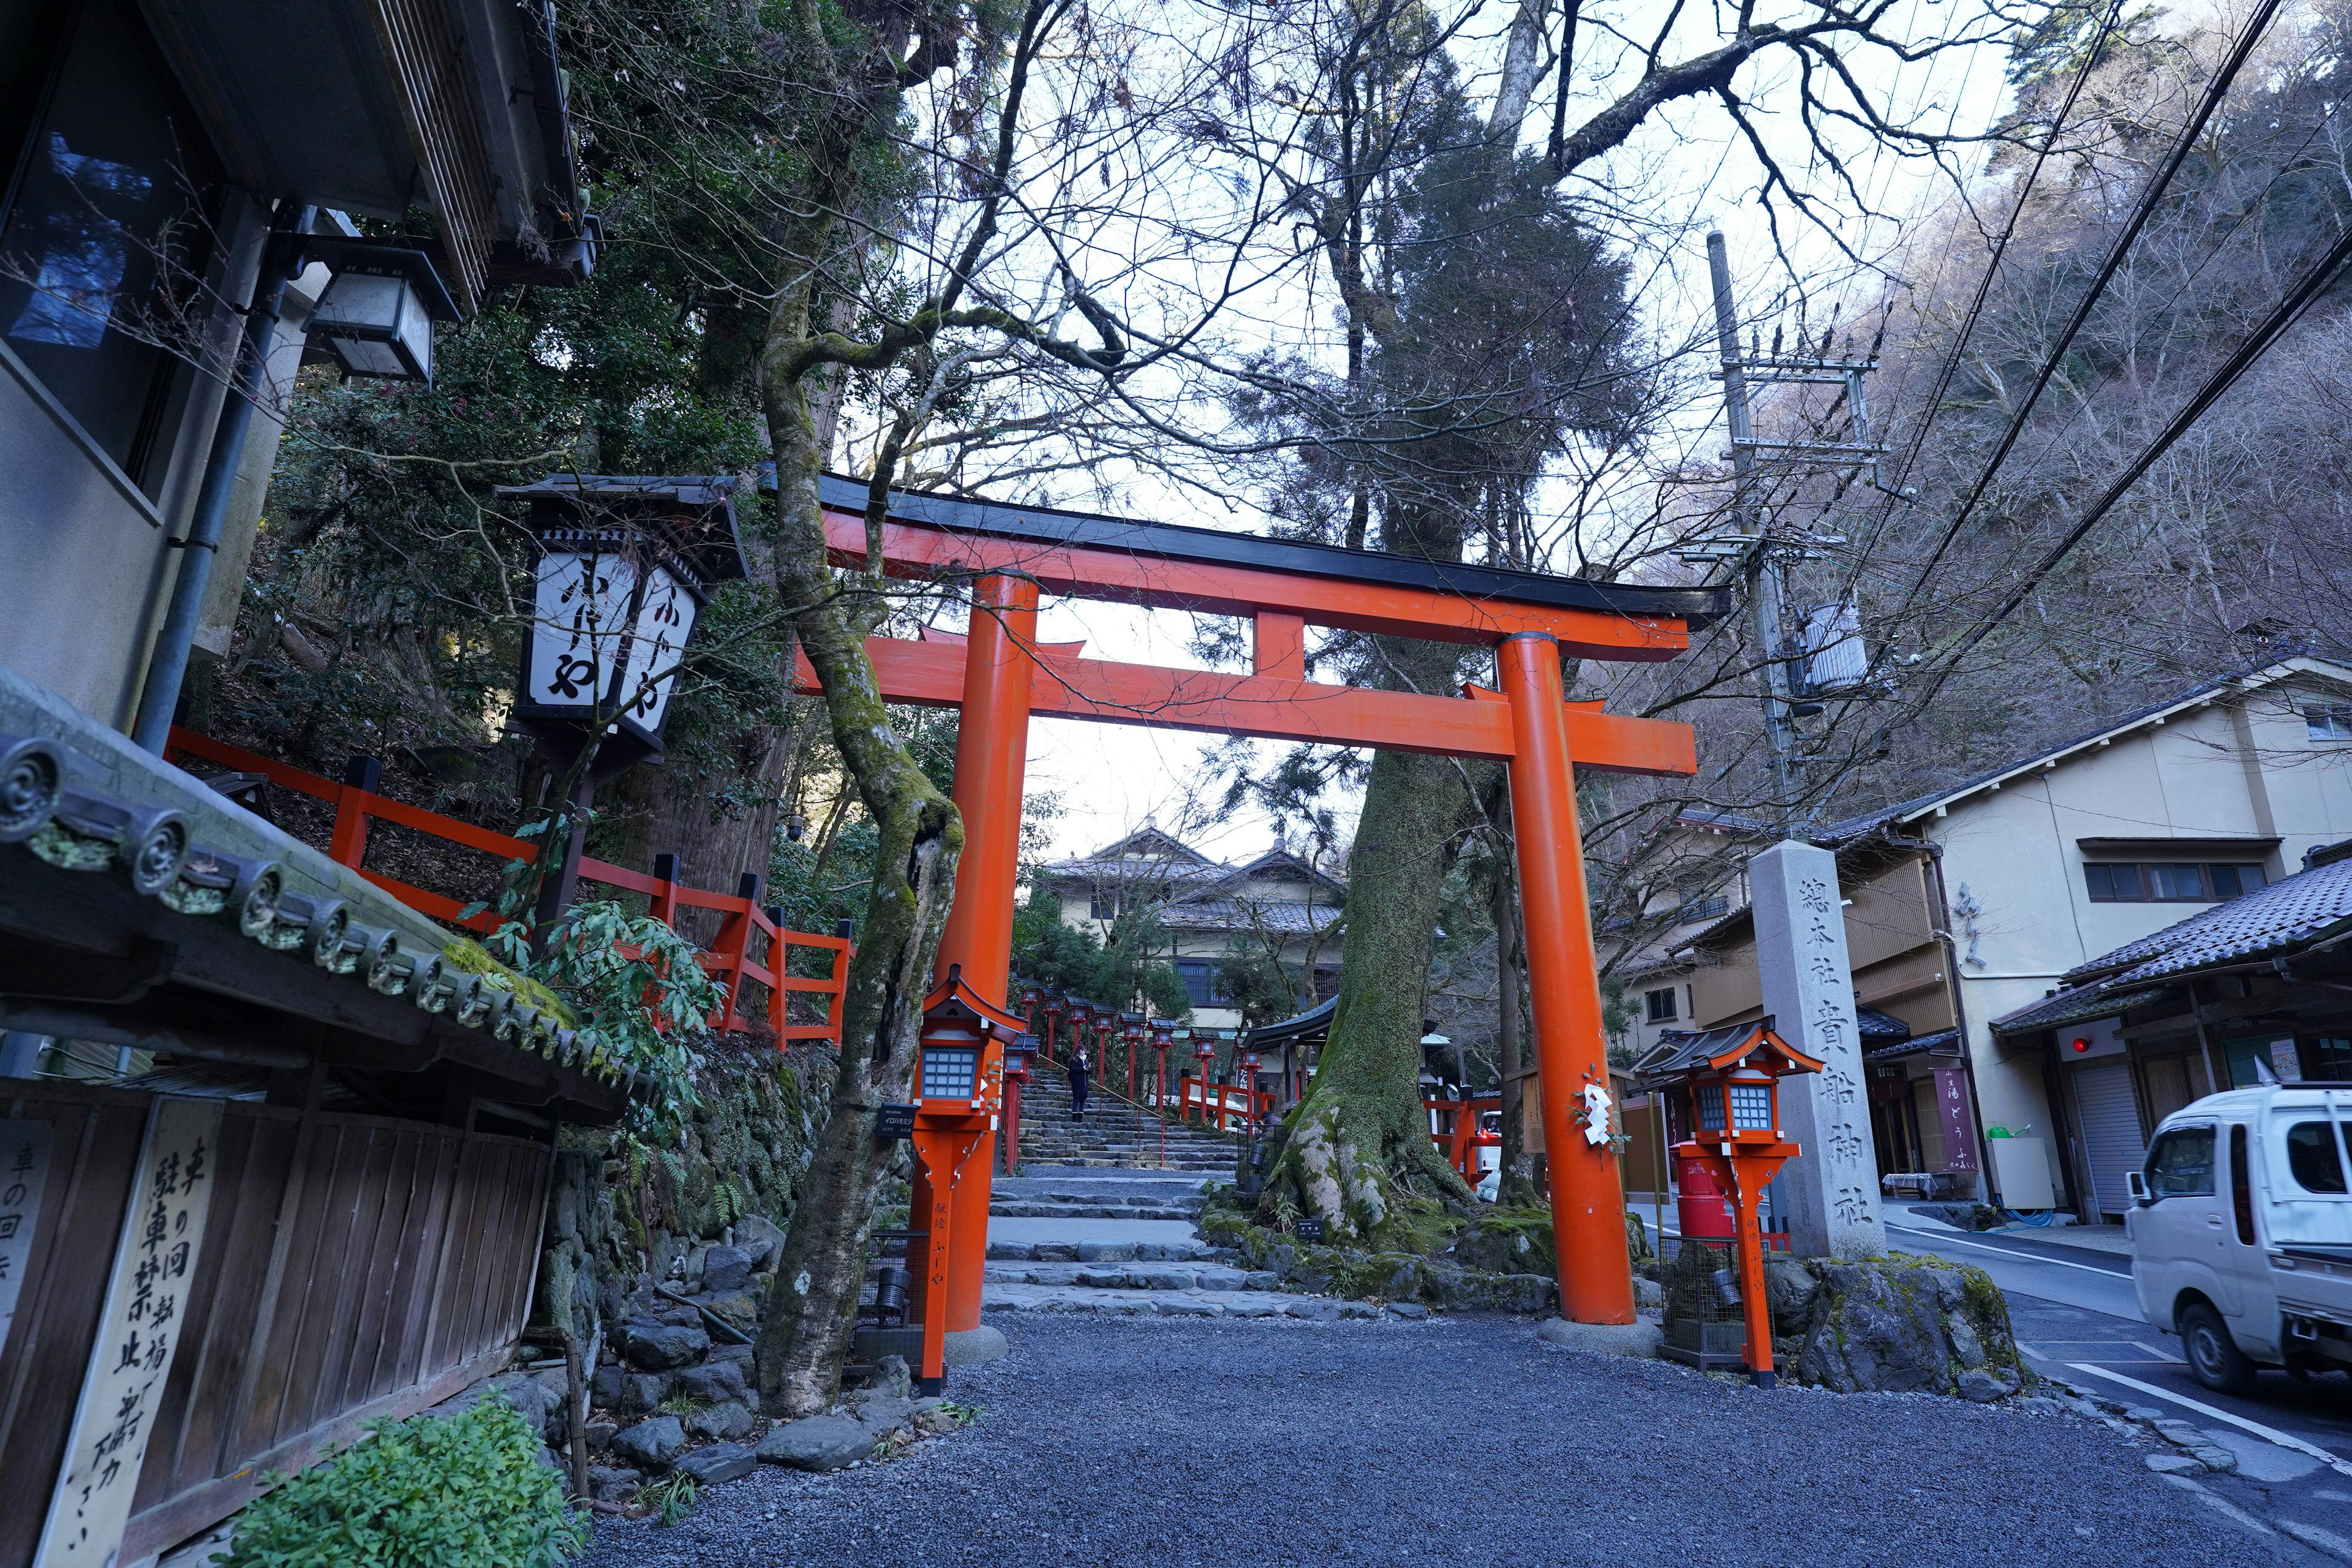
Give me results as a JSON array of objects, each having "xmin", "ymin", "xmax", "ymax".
[{"xmin": 34, "ymin": 1098, "xmax": 223, "ymax": 1568}]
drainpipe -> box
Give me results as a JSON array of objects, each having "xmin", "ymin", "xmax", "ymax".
[{"xmin": 131, "ymin": 205, "xmax": 314, "ymax": 752}]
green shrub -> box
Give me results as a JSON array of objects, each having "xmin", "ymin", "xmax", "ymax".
[{"xmin": 219, "ymin": 1396, "xmax": 583, "ymax": 1568}]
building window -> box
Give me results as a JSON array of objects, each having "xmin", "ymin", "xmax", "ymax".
[
  {"xmin": 0, "ymin": 0, "xmax": 224, "ymax": 476},
  {"xmin": 2307, "ymin": 704, "xmax": 2352, "ymax": 741},
  {"xmin": 2310, "ymin": 1038, "xmax": 2352, "ymax": 1082},
  {"xmin": 1676, "ymin": 895, "xmax": 1729, "ymax": 925},
  {"xmin": 2084, "ymin": 862, "xmax": 2266, "ymax": 903},
  {"xmin": 1644, "ymin": 987, "xmax": 1678, "ymax": 1023},
  {"xmin": 1174, "ymin": 959, "xmax": 1224, "ymax": 1007},
  {"xmin": 1090, "ymin": 889, "xmax": 1117, "ymax": 920}
]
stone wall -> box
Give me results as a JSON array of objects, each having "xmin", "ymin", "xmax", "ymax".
[{"xmin": 537, "ymin": 1044, "xmax": 826, "ymax": 1340}]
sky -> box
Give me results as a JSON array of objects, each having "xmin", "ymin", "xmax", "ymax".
[{"xmin": 924, "ymin": 0, "xmax": 2022, "ymax": 865}]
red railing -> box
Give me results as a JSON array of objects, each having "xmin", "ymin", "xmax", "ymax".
[
  {"xmin": 1424, "ymin": 1095, "xmax": 1502, "ymax": 1182},
  {"xmin": 1177, "ymin": 1074, "xmax": 1272, "ymax": 1133},
  {"xmin": 164, "ymin": 728, "xmax": 850, "ymax": 1044}
]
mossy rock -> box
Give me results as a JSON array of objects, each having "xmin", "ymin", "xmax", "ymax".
[
  {"xmin": 1791, "ymin": 1253, "xmax": 2028, "ymax": 1400},
  {"xmin": 1450, "ymin": 1210, "xmax": 1556, "ymax": 1276}
]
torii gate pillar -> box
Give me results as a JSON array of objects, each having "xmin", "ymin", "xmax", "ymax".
[
  {"xmin": 925, "ymin": 571, "xmax": 1039, "ymax": 1341},
  {"xmin": 1499, "ymin": 632, "xmax": 1637, "ymax": 1325}
]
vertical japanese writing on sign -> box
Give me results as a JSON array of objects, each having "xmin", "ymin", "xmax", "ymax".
[
  {"xmin": 33, "ymin": 1098, "xmax": 223, "ymax": 1568},
  {"xmin": 0, "ymin": 1118, "xmax": 55, "ymax": 1357},
  {"xmin": 528, "ymin": 551, "xmax": 635, "ymax": 706},
  {"xmin": 1933, "ymin": 1067, "xmax": 1978, "ymax": 1172}
]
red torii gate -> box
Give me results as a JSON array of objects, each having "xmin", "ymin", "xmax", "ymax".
[{"xmin": 792, "ymin": 477, "xmax": 1720, "ymax": 1348}]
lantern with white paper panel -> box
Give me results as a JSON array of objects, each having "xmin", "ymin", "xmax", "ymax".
[{"xmin": 499, "ymin": 476, "xmax": 746, "ymax": 777}]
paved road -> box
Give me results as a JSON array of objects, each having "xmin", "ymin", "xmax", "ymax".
[
  {"xmin": 1887, "ymin": 1221, "xmax": 2352, "ymax": 1557},
  {"xmin": 586, "ymin": 1314, "xmax": 2331, "ymax": 1567}
]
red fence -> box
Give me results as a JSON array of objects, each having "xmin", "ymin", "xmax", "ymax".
[{"xmin": 164, "ymin": 728, "xmax": 850, "ymax": 1044}]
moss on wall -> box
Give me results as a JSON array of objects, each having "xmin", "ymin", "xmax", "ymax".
[{"xmin": 538, "ymin": 1043, "xmax": 827, "ymax": 1336}]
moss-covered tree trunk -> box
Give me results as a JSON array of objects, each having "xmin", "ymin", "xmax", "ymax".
[
  {"xmin": 748, "ymin": 0, "xmax": 970, "ymax": 1419},
  {"xmin": 752, "ymin": 349, "xmax": 964, "ymax": 1414},
  {"xmin": 1265, "ymin": 636, "xmax": 1475, "ymax": 1240}
]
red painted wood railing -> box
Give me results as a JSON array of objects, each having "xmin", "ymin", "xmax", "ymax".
[
  {"xmin": 1424, "ymin": 1095, "xmax": 1502, "ymax": 1182},
  {"xmin": 164, "ymin": 728, "xmax": 850, "ymax": 1044}
]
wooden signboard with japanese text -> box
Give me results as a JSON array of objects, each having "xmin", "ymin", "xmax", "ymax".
[
  {"xmin": 0, "ymin": 1119, "xmax": 53, "ymax": 1357},
  {"xmin": 33, "ymin": 1098, "xmax": 224, "ymax": 1568}
]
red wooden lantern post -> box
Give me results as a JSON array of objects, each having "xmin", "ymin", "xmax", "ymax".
[
  {"xmin": 1042, "ymin": 990, "xmax": 1066, "ymax": 1064},
  {"xmin": 1150, "ymin": 1019, "xmax": 1176, "ymax": 1167},
  {"xmin": 1238, "ymin": 1047, "xmax": 1263, "ymax": 1136},
  {"xmin": 1001, "ymin": 1031, "xmax": 1033, "ymax": 1174},
  {"xmin": 1121, "ymin": 1012, "xmax": 1145, "ymax": 1100},
  {"xmin": 907, "ymin": 969, "xmax": 1024, "ymax": 1394},
  {"xmin": 1651, "ymin": 1019, "xmax": 1822, "ymax": 1387},
  {"xmin": 1191, "ymin": 1033, "xmax": 1216, "ymax": 1125}
]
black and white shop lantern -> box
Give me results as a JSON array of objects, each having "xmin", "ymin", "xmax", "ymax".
[
  {"xmin": 499, "ymin": 477, "xmax": 748, "ymax": 775},
  {"xmin": 303, "ymin": 241, "xmax": 459, "ymax": 383}
]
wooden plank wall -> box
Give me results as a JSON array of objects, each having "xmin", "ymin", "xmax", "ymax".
[{"xmin": 0, "ymin": 1084, "xmax": 552, "ymax": 1568}]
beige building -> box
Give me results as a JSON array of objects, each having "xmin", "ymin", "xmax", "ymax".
[
  {"xmin": 1618, "ymin": 655, "xmax": 2352, "ymax": 1212},
  {"xmin": 1034, "ymin": 827, "xmax": 1344, "ymax": 1031}
]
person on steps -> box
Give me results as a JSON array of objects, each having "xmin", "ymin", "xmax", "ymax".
[{"xmin": 1068, "ymin": 1047, "xmax": 1090, "ymax": 1120}]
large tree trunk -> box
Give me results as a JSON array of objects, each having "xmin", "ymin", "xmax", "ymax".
[
  {"xmin": 752, "ymin": 372, "xmax": 964, "ymax": 1413},
  {"xmin": 1489, "ymin": 823, "xmax": 1543, "ymax": 1205},
  {"xmin": 1264, "ymin": 637, "xmax": 1475, "ymax": 1240},
  {"xmin": 749, "ymin": 58, "xmax": 968, "ymax": 1403}
]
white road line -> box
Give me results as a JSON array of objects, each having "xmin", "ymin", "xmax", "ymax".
[
  {"xmin": 1885, "ymin": 1224, "xmax": 2132, "ymax": 1277},
  {"xmin": 2065, "ymin": 1362, "xmax": 2352, "ymax": 1479},
  {"xmin": 2131, "ymin": 1339, "xmax": 2185, "ymax": 1365},
  {"xmin": 2015, "ymin": 1339, "xmax": 2045, "ymax": 1358}
]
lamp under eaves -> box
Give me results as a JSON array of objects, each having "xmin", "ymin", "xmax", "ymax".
[{"xmin": 303, "ymin": 242, "xmax": 459, "ymax": 384}]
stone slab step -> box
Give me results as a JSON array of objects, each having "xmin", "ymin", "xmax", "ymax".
[
  {"xmin": 984, "ymin": 1238, "xmax": 1216, "ymax": 1262},
  {"xmin": 982, "ymin": 1283, "xmax": 1430, "ymax": 1321},
  {"xmin": 988, "ymin": 1202, "xmax": 1200, "ymax": 1220},
  {"xmin": 984, "ymin": 1261, "xmax": 1281, "ymax": 1291}
]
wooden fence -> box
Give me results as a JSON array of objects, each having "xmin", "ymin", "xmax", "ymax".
[
  {"xmin": 164, "ymin": 728, "xmax": 850, "ymax": 1044},
  {"xmin": 0, "ymin": 1082, "xmax": 552, "ymax": 1567}
]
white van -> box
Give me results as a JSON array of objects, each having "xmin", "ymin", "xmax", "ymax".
[{"xmin": 2127, "ymin": 1084, "xmax": 2352, "ymax": 1392}]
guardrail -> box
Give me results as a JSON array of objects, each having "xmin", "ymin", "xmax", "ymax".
[{"xmin": 164, "ymin": 728, "xmax": 850, "ymax": 1044}]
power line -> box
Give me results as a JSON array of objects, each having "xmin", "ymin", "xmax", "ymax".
[
  {"xmin": 1931, "ymin": 213, "xmax": 2352, "ymax": 676},
  {"xmin": 1876, "ymin": 0, "xmax": 2286, "ymax": 627},
  {"xmin": 1847, "ymin": 0, "xmax": 2130, "ymax": 591}
]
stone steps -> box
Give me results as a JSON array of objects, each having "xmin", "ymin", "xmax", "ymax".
[{"xmin": 988, "ymin": 1200, "xmax": 1202, "ymax": 1220}]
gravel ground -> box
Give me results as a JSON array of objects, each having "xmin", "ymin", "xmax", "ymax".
[{"xmin": 584, "ymin": 1314, "xmax": 2311, "ymax": 1567}]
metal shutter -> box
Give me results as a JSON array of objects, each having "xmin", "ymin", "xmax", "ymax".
[{"xmin": 2074, "ymin": 1063, "xmax": 2144, "ymax": 1219}]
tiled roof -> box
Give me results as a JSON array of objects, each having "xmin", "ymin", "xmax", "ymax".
[
  {"xmin": 2068, "ymin": 854, "xmax": 2352, "ymax": 989},
  {"xmin": 1989, "ymin": 981, "xmax": 2168, "ymax": 1034},
  {"xmin": 1864, "ymin": 1027, "xmax": 1961, "ymax": 1060},
  {"xmin": 1815, "ymin": 655, "xmax": 2352, "ymax": 843},
  {"xmin": 1035, "ymin": 857, "xmax": 1232, "ymax": 886},
  {"xmin": 1157, "ymin": 897, "xmax": 1341, "ymax": 934}
]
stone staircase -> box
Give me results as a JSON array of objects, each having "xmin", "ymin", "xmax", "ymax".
[
  {"xmin": 976, "ymin": 1057, "xmax": 1423, "ymax": 1322},
  {"xmin": 1010, "ymin": 1055, "xmax": 1243, "ymax": 1173}
]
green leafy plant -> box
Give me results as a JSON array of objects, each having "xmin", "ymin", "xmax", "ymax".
[
  {"xmin": 217, "ymin": 1397, "xmax": 582, "ymax": 1568},
  {"xmin": 487, "ymin": 899, "xmax": 726, "ymax": 1136},
  {"xmin": 641, "ymin": 1471, "xmax": 699, "ymax": 1527}
]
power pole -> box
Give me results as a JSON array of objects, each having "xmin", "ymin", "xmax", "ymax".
[
  {"xmin": 1690, "ymin": 230, "xmax": 1890, "ymax": 837},
  {"xmin": 1689, "ymin": 229, "xmax": 1893, "ymax": 1259},
  {"xmin": 1705, "ymin": 232, "xmax": 1803, "ymax": 829}
]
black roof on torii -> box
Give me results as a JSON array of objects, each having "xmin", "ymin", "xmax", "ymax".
[{"xmin": 813, "ymin": 473, "xmax": 1728, "ymax": 625}]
